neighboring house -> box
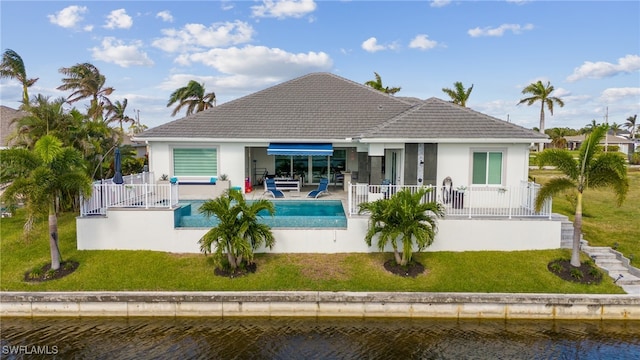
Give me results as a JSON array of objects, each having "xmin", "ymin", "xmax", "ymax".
[
  {"xmin": 565, "ymin": 134, "xmax": 635, "ymax": 158},
  {"xmin": 136, "ymin": 72, "xmax": 548, "ymax": 192},
  {"xmin": 0, "ymin": 105, "xmax": 25, "ymax": 149}
]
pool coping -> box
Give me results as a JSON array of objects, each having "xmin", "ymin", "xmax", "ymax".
[{"xmin": 2, "ymin": 291, "xmax": 639, "ymax": 320}]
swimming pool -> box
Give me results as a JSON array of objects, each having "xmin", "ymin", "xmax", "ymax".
[{"xmin": 176, "ymin": 200, "xmax": 347, "ymax": 228}]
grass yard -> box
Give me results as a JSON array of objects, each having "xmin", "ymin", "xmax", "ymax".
[
  {"xmin": 529, "ymin": 167, "xmax": 640, "ymax": 265},
  {"xmin": 0, "ymin": 209, "xmax": 625, "ymax": 294}
]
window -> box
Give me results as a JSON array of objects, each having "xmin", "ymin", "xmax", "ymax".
[
  {"xmin": 173, "ymin": 148, "xmax": 217, "ymax": 177},
  {"xmin": 472, "ymin": 151, "xmax": 503, "ymax": 185}
]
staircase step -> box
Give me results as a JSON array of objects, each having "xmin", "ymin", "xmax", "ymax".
[{"xmin": 600, "ymin": 264, "xmax": 630, "ymax": 272}]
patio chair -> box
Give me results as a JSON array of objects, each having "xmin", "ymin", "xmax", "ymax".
[
  {"xmin": 307, "ymin": 178, "xmax": 330, "ymax": 198},
  {"xmin": 264, "ymin": 178, "xmax": 285, "ymax": 198}
]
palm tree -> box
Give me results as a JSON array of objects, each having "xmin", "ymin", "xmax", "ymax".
[
  {"xmin": 0, "ymin": 135, "xmax": 93, "ymax": 270},
  {"xmin": 518, "ymin": 81, "xmax": 565, "ymax": 152},
  {"xmin": 358, "ymin": 188, "xmax": 444, "ymax": 267},
  {"xmin": 105, "ymin": 98, "xmax": 135, "ymax": 132},
  {"xmin": 167, "ymin": 80, "xmax": 216, "ymax": 117},
  {"xmin": 57, "ymin": 63, "xmax": 114, "ymax": 121},
  {"xmin": 441, "ymin": 81, "xmax": 473, "ymax": 107},
  {"xmin": 198, "ymin": 190, "xmax": 275, "ymax": 271},
  {"xmin": 8, "ymin": 95, "xmax": 73, "ymax": 150},
  {"xmin": 582, "ymin": 119, "xmax": 599, "ymax": 134},
  {"xmin": 364, "ymin": 72, "xmax": 401, "ymax": 95},
  {"xmin": 0, "ymin": 49, "xmax": 38, "ymax": 106},
  {"xmin": 610, "ymin": 122, "xmax": 621, "ymax": 136},
  {"xmin": 624, "ymin": 114, "xmax": 637, "ymax": 139},
  {"xmin": 535, "ymin": 125, "xmax": 628, "ymax": 267}
]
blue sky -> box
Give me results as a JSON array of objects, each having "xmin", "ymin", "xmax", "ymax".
[{"xmin": 1, "ymin": 1, "xmax": 639, "ymax": 131}]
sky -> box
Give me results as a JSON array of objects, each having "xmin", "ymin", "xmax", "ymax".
[{"xmin": 1, "ymin": 0, "xmax": 639, "ymax": 132}]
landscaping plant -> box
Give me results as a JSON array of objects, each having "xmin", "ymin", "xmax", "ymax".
[
  {"xmin": 198, "ymin": 190, "xmax": 275, "ymax": 274},
  {"xmin": 358, "ymin": 188, "xmax": 444, "ymax": 268}
]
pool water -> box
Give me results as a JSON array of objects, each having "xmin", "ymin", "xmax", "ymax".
[{"xmin": 176, "ymin": 200, "xmax": 347, "ymax": 228}]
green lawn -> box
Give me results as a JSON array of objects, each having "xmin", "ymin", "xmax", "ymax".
[
  {"xmin": 0, "ymin": 209, "xmax": 625, "ymax": 294},
  {"xmin": 529, "ymin": 167, "xmax": 640, "ymax": 266}
]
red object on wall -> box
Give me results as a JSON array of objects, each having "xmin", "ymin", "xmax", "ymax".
[{"xmin": 245, "ymin": 178, "xmax": 253, "ymax": 193}]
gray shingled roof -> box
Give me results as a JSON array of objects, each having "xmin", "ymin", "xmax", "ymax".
[
  {"xmin": 362, "ymin": 97, "xmax": 547, "ymax": 140},
  {"xmin": 139, "ymin": 72, "xmax": 546, "ymax": 142}
]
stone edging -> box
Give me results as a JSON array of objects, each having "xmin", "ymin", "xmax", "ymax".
[{"xmin": 1, "ymin": 291, "xmax": 639, "ymax": 320}]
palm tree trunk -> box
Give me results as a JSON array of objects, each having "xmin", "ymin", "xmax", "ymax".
[
  {"xmin": 227, "ymin": 252, "xmax": 237, "ymax": 270},
  {"xmin": 571, "ymin": 192, "xmax": 583, "ymax": 267},
  {"xmin": 394, "ymin": 250, "xmax": 402, "ymax": 265},
  {"xmin": 48, "ymin": 203, "xmax": 61, "ymax": 270},
  {"xmin": 538, "ymin": 103, "xmax": 546, "ymax": 152}
]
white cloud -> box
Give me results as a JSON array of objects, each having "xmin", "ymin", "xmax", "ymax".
[
  {"xmin": 430, "ymin": 0, "xmax": 451, "ymax": 8},
  {"xmin": 409, "ymin": 34, "xmax": 438, "ymax": 50},
  {"xmin": 152, "ymin": 21, "xmax": 254, "ymax": 53},
  {"xmin": 567, "ymin": 55, "xmax": 640, "ymax": 82},
  {"xmin": 362, "ymin": 37, "xmax": 387, "ymax": 53},
  {"xmin": 179, "ymin": 45, "xmax": 332, "ymax": 78},
  {"xmin": 552, "ymin": 87, "xmax": 572, "ymax": 98},
  {"xmin": 251, "ymin": 0, "xmax": 317, "ymax": 19},
  {"xmin": 91, "ymin": 37, "xmax": 154, "ymax": 68},
  {"xmin": 156, "ymin": 11, "xmax": 174, "ymax": 23},
  {"xmin": 468, "ymin": 23, "xmax": 534, "ymax": 37},
  {"xmin": 104, "ymin": 9, "xmax": 133, "ymax": 29},
  {"xmin": 48, "ymin": 5, "xmax": 88, "ymax": 29},
  {"xmin": 600, "ymin": 87, "xmax": 640, "ymax": 102}
]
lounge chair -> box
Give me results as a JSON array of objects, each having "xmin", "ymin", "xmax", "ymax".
[
  {"xmin": 264, "ymin": 178, "xmax": 285, "ymax": 198},
  {"xmin": 307, "ymin": 178, "xmax": 330, "ymax": 198}
]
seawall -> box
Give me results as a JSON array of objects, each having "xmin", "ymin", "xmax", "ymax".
[{"xmin": 1, "ymin": 292, "xmax": 639, "ymax": 320}]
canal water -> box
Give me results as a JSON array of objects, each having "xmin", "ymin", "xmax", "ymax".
[{"xmin": 2, "ymin": 317, "xmax": 639, "ymax": 359}]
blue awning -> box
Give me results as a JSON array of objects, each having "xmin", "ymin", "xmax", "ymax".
[{"xmin": 267, "ymin": 143, "xmax": 333, "ymax": 156}]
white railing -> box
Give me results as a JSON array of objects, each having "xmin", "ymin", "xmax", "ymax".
[
  {"xmin": 101, "ymin": 172, "xmax": 153, "ymax": 185},
  {"xmin": 348, "ymin": 181, "xmax": 552, "ymax": 219},
  {"xmin": 80, "ymin": 172, "xmax": 178, "ymax": 216}
]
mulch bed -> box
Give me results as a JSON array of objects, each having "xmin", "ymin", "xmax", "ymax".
[
  {"xmin": 383, "ymin": 259, "xmax": 425, "ymax": 278},
  {"xmin": 214, "ymin": 262, "xmax": 257, "ymax": 278},
  {"xmin": 24, "ymin": 261, "xmax": 79, "ymax": 283},
  {"xmin": 547, "ymin": 259, "xmax": 603, "ymax": 285}
]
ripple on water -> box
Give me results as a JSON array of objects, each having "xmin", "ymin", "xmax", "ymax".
[{"xmin": 1, "ymin": 317, "xmax": 640, "ymax": 359}]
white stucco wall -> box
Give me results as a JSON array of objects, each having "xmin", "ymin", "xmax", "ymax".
[
  {"xmin": 148, "ymin": 142, "xmax": 248, "ymax": 191},
  {"xmin": 77, "ymin": 211, "xmax": 561, "ymax": 254},
  {"xmin": 437, "ymin": 143, "xmax": 529, "ymax": 188}
]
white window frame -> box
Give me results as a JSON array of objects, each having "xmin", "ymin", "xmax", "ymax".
[{"xmin": 469, "ymin": 148, "xmax": 506, "ymax": 186}]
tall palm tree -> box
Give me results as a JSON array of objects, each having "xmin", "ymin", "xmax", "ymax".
[
  {"xmin": 624, "ymin": 114, "xmax": 637, "ymax": 139},
  {"xmin": 0, "ymin": 135, "xmax": 93, "ymax": 270},
  {"xmin": 1, "ymin": 49, "xmax": 39, "ymax": 106},
  {"xmin": 535, "ymin": 125, "xmax": 628, "ymax": 267},
  {"xmin": 198, "ymin": 190, "xmax": 275, "ymax": 271},
  {"xmin": 518, "ymin": 80, "xmax": 565, "ymax": 152},
  {"xmin": 57, "ymin": 63, "xmax": 114, "ymax": 121},
  {"xmin": 105, "ymin": 98, "xmax": 135, "ymax": 132},
  {"xmin": 441, "ymin": 81, "xmax": 473, "ymax": 107},
  {"xmin": 167, "ymin": 80, "xmax": 216, "ymax": 117},
  {"xmin": 358, "ymin": 188, "xmax": 444, "ymax": 267},
  {"xmin": 364, "ymin": 72, "xmax": 401, "ymax": 95}
]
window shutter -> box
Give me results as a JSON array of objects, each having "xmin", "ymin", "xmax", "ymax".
[{"xmin": 173, "ymin": 148, "xmax": 217, "ymax": 176}]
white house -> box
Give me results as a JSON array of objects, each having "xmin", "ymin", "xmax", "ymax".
[
  {"xmin": 136, "ymin": 73, "xmax": 548, "ymax": 192},
  {"xmin": 77, "ymin": 73, "xmax": 569, "ymax": 254}
]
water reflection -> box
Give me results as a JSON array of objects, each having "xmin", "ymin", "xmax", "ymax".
[{"xmin": 2, "ymin": 317, "xmax": 639, "ymax": 359}]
